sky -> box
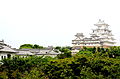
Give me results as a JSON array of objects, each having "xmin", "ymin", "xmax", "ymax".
[{"xmin": 0, "ymin": 0, "xmax": 120, "ymax": 48}]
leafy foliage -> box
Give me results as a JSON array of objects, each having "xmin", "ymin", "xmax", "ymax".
[
  {"xmin": 20, "ymin": 44, "xmax": 43, "ymax": 49},
  {"xmin": 57, "ymin": 47, "xmax": 72, "ymax": 59},
  {"xmin": 1, "ymin": 46, "xmax": 120, "ymax": 79}
]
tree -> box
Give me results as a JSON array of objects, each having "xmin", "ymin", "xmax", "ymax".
[
  {"xmin": 33, "ymin": 44, "xmax": 43, "ymax": 49},
  {"xmin": 57, "ymin": 48, "xmax": 72, "ymax": 59},
  {"xmin": 20, "ymin": 44, "xmax": 33, "ymax": 49},
  {"xmin": 19, "ymin": 44, "xmax": 44, "ymax": 49},
  {"xmin": 108, "ymin": 46, "xmax": 120, "ymax": 58}
]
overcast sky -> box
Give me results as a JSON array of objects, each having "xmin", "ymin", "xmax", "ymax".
[{"xmin": 0, "ymin": 0, "xmax": 120, "ymax": 48}]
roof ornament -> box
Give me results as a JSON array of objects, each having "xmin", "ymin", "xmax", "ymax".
[
  {"xmin": 98, "ymin": 19, "xmax": 104, "ymax": 23},
  {"xmin": 99, "ymin": 19, "xmax": 101, "ymax": 22},
  {"xmin": 2, "ymin": 39, "xmax": 4, "ymax": 42}
]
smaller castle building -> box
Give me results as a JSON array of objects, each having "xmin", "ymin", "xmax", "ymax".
[
  {"xmin": 0, "ymin": 40, "xmax": 17, "ymax": 60},
  {"xmin": 0, "ymin": 40, "xmax": 61, "ymax": 60},
  {"xmin": 72, "ymin": 19, "xmax": 115, "ymax": 49}
]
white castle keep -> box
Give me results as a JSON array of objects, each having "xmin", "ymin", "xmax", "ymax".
[{"xmin": 72, "ymin": 19, "xmax": 115, "ymax": 49}]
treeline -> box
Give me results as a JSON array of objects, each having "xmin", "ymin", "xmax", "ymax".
[
  {"xmin": 0, "ymin": 46, "xmax": 120, "ymax": 79},
  {"xmin": 19, "ymin": 44, "xmax": 44, "ymax": 49}
]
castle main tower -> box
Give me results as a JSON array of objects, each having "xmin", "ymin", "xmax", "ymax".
[
  {"xmin": 72, "ymin": 19, "xmax": 115, "ymax": 49},
  {"xmin": 91, "ymin": 19, "xmax": 115, "ymax": 47}
]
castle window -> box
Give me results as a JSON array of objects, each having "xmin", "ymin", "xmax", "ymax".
[
  {"xmin": 1, "ymin": 56, "xmax": 3, "ymax": 59},
  {"xmin": 7, "ymin": 54, "xmax": 11, "ymax": 58},
  {"xmin": 4, "ymin": 56, "xmax": 6, "ymax": 59}
]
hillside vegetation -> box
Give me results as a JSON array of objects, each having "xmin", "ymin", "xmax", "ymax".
[{"xmin": 0, "ymin": 46, "xmax": 120, "ymax": 79}]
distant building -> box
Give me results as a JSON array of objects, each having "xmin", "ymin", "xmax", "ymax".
[
  {"xmin": 0, "ymin": 41, "xmax": 61, "ymax": 60},
  {"xmin": 16, "ymin": 48, "xmax": 61, "ymax": 58},
  {"xmin": 0, "ymin": 40, "xmax": 17, "ymax": 60},
  {"xmin": 72, "ymin": 19, "xmax": 115, "ymax": 49}
]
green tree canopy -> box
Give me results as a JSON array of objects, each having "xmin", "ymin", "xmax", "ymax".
[
  {"xmin": 19, "ymin": 44, "xmax": 43, "ymax": 49},
  {"xmin": 20, "ymin": 44, "xmax": 33, "ymax": 49},
  {"xmin": 33, "ymin": 44, "xmax": 43, "ymax": 49}
]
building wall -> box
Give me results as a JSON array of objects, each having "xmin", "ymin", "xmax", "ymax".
[
  {"xmin": 36, "ymin": 54, "xmax": 58, "ymax": 58},
  {"xmin": 0, "ymin": 53, "xmax": 15, "ymax": 60},
  {"xmin": 0, "ymin": 53, "xmax": 7, "ymax": 60}
]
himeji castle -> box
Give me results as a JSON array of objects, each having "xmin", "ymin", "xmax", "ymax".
[{"xmin": 72, "ymin": 19, "xmax": 116, "ymax": 49}]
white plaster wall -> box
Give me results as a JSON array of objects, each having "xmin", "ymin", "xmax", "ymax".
[
  {"xmin": 0, "ymin": 53, "xmax": 7, "ymax": 60},
  {"xmin": 36, "ymin": 54, "xmax": 57, "ymax": 58},
  {"xmin": 0, "ymin": 53, "xmax": 15, "ymax": 60}
]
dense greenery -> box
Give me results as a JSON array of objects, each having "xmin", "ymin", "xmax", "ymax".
[
  {"xmin": 20, "ymin": 44, "xmax": 44, "ymax": 49},
  {"xmin": 0, "ymin": 46, "xmax": 120, "ymax": 79},
  {"xmin": 56, "ymin": 46, "xmax": 72, "ymax": 59}
]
